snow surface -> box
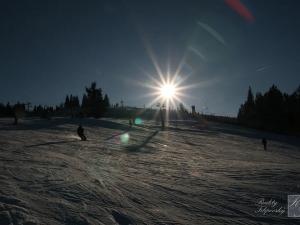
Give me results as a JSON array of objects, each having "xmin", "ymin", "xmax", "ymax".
[{"xmin": 0, "ymin": 117, "xmax": 299, "ymax": 225}]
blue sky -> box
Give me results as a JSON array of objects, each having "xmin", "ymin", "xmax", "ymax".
[{"xmin": 1, "ymin": 0, "xmax": 300, "ymax": 116}]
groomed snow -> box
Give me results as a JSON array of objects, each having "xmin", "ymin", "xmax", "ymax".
[{"xmin": 0, "ymin": 117, "xmax": 299, "ymax": 225}]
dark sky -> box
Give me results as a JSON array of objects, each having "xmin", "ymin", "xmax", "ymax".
[{"xmin": 1, "ymin": 0, "xmax": 300, "ymax": 116}]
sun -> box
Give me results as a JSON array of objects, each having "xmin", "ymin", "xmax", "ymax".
[
  {"xmin": 160, "ymin": 83, "xmax": 177, "ymax": 99},
  {"xmin": 135, "ymin": 41, "xmax": 201, "ymax": 111},
  {"xmin": 143, "ymin": 73, "xmax": 187, "ymax": 110}
]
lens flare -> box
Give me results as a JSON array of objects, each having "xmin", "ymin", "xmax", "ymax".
[
  {"xmin": 120, "ymin": 133, "xmax": 130, "ymax": 144},
  {"xmin": 134, "ymin": 117, "xmax": 143, "ymax": 125},
  {"xmin": 224, "ymin": 0, "xmax": 255, "ymax": 23}
]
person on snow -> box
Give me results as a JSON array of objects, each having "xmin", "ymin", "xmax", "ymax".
[
  {"xmin": 129, "ymin": 118, "xmax": 133, "ymax": 128},
  {"xmin": 262, "ymin": 137, "xmax": 267, "ymax": 150},
  {"xmin": 77, "ymin": 124, "xmax": 87, "ymax": 141}
]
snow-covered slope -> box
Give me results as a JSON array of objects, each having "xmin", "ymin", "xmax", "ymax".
[{"xmin": 0, "ymin": 117, "xmax": 299, "ymax": 225}]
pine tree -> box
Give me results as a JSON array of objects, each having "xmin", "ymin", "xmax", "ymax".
[
  {"xmin": 104, "ymin": 94, "xmax": 110, "ymax": 109},
  {"xmin": 81, "ymin": 94, "xmax": 87, "ymax": 107},
  {"xmin": 238, "ymin": 86, "xmax": 255, "ymax": 125},
  {"xmin": 75, "ymin": 96, "xmax": 80, "ymax": 108},
  {"xmin": 83, "ymin": 82, "xmax": 105, "ymax": 118},
  {"xmin": 65, "ymin": 95, "xmax": 70, "ymax": 109},
  {"xmin": 247, "ymin": 86, "xmax": 254, "ymax": 106},
  {"xmin": 237, "ymin": 84, "xmax": 300, "ymax": 132},
  {"xmin": 13, "ymin": 102, "xmax": 25, "ymax": 125},
  {"xmin": 69, "ymin": 95, "xmax": 73, "ymax": 109}
]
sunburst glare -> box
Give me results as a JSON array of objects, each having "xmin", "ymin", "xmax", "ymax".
[
  {"xmin": 144, "ymin": 72, "xmax": 191, "ymax": 110},
  {"xmin": 137, "ymin": 43, "xmax": 199, "ymax": 111},
  {"xmin": 160, "ymin": 83, "xmax": 176, "ymax": 99}
]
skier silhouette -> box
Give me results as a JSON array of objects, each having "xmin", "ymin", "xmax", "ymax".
[
  {"xmin": 262, "ymin": 137, "xmax": 267, "ymax": 150},
  {"xmin": 77, "ymin": 125, "xmax": 87, "ymax": 141}
]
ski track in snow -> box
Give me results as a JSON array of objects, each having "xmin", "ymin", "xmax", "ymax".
[{"xmin": 0, "ymin": 117, "xmax": 299, "ymax": 225}]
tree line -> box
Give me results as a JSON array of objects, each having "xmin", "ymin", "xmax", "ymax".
[
  {"xmin": 0, "ymin": 82, "xmax": 110, "ymax": 123},
  {"xmin": 238, "ymin": 85, "xmax": 300, "ymax": 134}
]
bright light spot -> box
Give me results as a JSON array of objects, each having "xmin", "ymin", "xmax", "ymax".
[
  {"xmin": 160, "ymin": 84, "xmax": 176, "ymax": 99},
  {"xmin": 134, "ymin": 117, "xmax": 143, "ymax": 125},
  {"xmin": 120, "ymin": 133, "xmax": 130, "ymax": 144}
]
